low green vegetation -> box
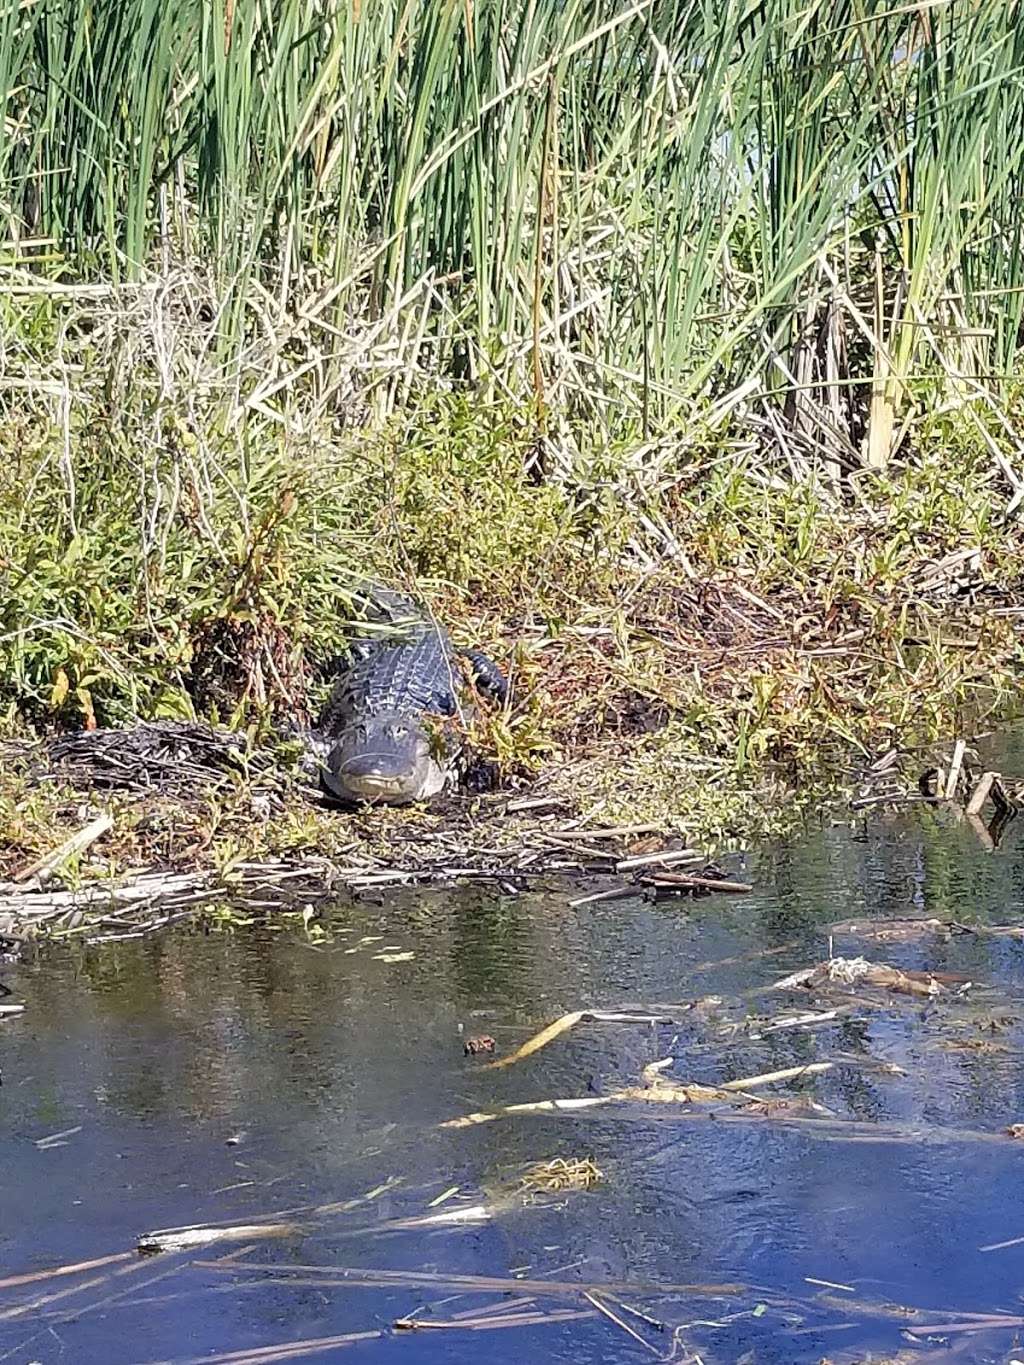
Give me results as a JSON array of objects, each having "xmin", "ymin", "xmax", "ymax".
[
  {"xmin": 1, "ymin": 365, "xmax": 1021, "ymax": 878},
  {"xmin": 2, "ymin": 2, "xmax": 1023, "ymax": 880}
]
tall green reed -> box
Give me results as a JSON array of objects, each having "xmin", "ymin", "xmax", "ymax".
[{"xmin": 0, "ymin": 0, "xmax": 1022, "ymax": 458}]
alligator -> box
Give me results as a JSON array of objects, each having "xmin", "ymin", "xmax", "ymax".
[{"xmin": 311, "ymin": 588, "xmax": 508, "ymax": 806}]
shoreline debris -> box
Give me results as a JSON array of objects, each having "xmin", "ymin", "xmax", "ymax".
[
  {"xmin": 646, "ymin": 870, "xmax": 754, "ymax": 897},
  {"xmin": 771, "ymin": 956, "xmax": 970, "ymax": 1000},
  {"xmin": 851, "ymin": 738, "xmax": 1022, "ymax": 853},
  {"xmin": 443, "ymin": 1051, "xmax": 840, "ymax": 1130},
  {"xmin": 0, "ymin": 813, "xmax": 747, "ymax": 940},
  {"xmin": 137, "ymin": 1223, "xmax": 301, "ymax": 1256},
  {"xmin": 484, "ymin": 1008, "xmax": 679, "ymax": 1071},
  {"xmin": 15, "ymin": 813, "xmax": 114, "ymax": 886},
  {"xmin": 463, "ymin": 1035, "xmax": 496, "ymax": 1056}
]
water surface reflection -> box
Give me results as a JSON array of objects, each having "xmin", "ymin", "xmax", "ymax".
[{"xmin": 3, "ymin": 773, "xmax": 1024, "ymax": 1362}]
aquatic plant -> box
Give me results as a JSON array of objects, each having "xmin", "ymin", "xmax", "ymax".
[
  {"xmin": 2, "ymin": 0, "xmax": 1023, "ymax": 866},
  {"xmin": 0, "ymin": 0, "xmax": 1022, "ymax": 467}
]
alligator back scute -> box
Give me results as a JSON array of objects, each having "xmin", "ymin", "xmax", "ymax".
[{"xmin": 318, "ymin": 622, "xmax": 460, "ymax": 734}]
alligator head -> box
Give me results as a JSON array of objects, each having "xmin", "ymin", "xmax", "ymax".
[{"xmin": 320, "ymin": 711, "xmax": 450, "ymax": 805}]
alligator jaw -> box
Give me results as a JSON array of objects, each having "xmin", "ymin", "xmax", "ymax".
[
  {"xmin": 322, "ymin": 766, "xmax": 427, "ymax": 805},
  {"xmin": 321, "ymin": 760, "xmax": 449, "ymax": 806},
  {"xmin": 325, "ymin": 772, "xmax": 421, "ymax": 805}
]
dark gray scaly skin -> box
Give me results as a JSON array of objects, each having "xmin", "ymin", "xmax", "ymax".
[{"xmin": 312, "ymin": 588, "xmax": 507, "ymax": 806}]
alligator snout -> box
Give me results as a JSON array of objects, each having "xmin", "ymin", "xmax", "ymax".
[{"xmin": 320, "ymin": 714, "xmax": 448, "ymax": 805}]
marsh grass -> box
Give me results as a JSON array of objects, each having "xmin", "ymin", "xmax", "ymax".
[
  {"xmin": 2, "ymin": 3, "xmax": 1024, "ymax": 876},
  {"xmin": 1, "ymin": 300, "xmax": 1021, "ymax": 881},
  {"xmin": 1, "ymin": 1, "xmax": 1023, "ymax": 463}
]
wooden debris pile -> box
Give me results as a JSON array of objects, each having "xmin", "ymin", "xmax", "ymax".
[
  {"xmin": 771, "ymin": 955, "xmax": 970, "ymax": 1001},
  {"xmin": 851, "ymin": 736, "xmax": 1022, "ymax": 849},
  {"xmin": 0, "ymin": 796, "xmax": 753, "ymax": 940},
  {"xmin": 0, "ymin": 859, "xmax": 336, "ymax": 943},
  {"xmin": 16, "ymin": 720, "xmax": 284, "ymax": 797}
]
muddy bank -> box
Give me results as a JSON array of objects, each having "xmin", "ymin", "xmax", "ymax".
[{"xmin": 1, "ymin": 712, "xmax": 1022, "ymax": 943}]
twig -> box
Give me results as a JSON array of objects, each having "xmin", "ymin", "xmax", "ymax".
[
  {"xmin": 137, "ymin": 1222, "xmax": 302, "ymax": 1255},
  {"xmin": 757, "ymin": 1010, "xmax": 841, "ymax": 1035},
  {"xmin": 536, "ymin": 834, "xmax": 618, "ymax": 861},
  {"xmin": 441, "ymin": 1099, "xmax": 1019, "ymax": 1145},
  {"xmin": 193, "ymin": 1260, "xmax": 746, "ymax": 1301},
  {"xmin": 648, "ymin": 873, "xmax": 754, "ymax": 894},
  {"xmin": 140, "ymin": 1330, "xmax": 384, "ymax": 1364},
  {"xmin": 568, "ymin": 884, "xmax": 637, "ymax": 908},
  {"xmin": 484, "ymin": 1007, "xmax": 677, "ymax": 1070},
  {"xmin": 720, "ymin": 1062, "xmax": 834, "ymax": 1091},
  {"xmin": 905, "ymin": 1316, "xmax": 1024, "ymax": 1337},
  {"xmin": 483, "ymin": 1011, "xmax": 585, "ymax": 1069},
  {"xmin": 566, "ymin": 823, "xmax": 663, "ymax": 839},
  {"xmin": 584, "ymin": 1291, "xmax": 662, "ymax": 1356},
  {"xmin": 0, "ymin": 1251, "xmax": 133, "ymax": 1291},
  {"xmin": 944, "ymin": 739, "xmax": 966, "ymax": 799},
  {"xmin": 35, "ymin": 1124, "xmax": 83, "ymax": 1149},
  {"xmin": 447, "ymin": 1297, "xmax": 537, "ymax": 1319},
  {"xmin": 965, "ymin": 770, "xmax": 999, "ymax": 816},
  {"xmin": 849, "ymin": 790, "xmax": 925, "ymax": 810},
  {"xmin": 0, "ymin": 1258, "xmax": 156, "ymax": 1324},
  {"xmin": 979, "ymin": 1233, "xmax": 1024, "ymax": 1253},
  {"xmin": 395, "ymin": 1308, "xmax": 595, "ymax": 1331},
  {"xmin": 966, "ymin": 812, "xmax": 995, "ymax": 851},
  {"xmin": 615, "ymin": 850, "xmax": 703, "ymax": 872}
]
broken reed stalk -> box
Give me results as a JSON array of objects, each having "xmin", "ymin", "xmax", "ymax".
[
  {"xmin": 441, "ymin": 1097, "xmax": 1020, "ymax": 1146},
  {"xmin": 395, "ymin": 1308, "xmax": 596, "ymax": 1331},
  {"xmin": 155, "ymin": 1330, "xmax": 385, "ymax": 1364},
  {"xmin": 563, "ymin": 823, "xmax": 663, "ymax": 840},
  {"xmin": 583, "ymin": 1291, "xmax": 663, "ymax": 1356},
  {"xmin": 484, "ymin": 1008, "xmax": 678, "ymax": 1071},
  {"xmin": 648, "ymin": 872, "xmax": 754, "ymax": 894},
  {"xmin": 137, "ymin": 1224, "xmax": 302, "ymax": 1255},
  {"xmin": 966, "ymin": 770, "xmax": 999, "ymax": 816},
  {"xmin": 0, "ymin": 1253, "xmax": 170, "ymax": 1324},
  {"xmin": 192, "ymin": 1260, "xmax": 746, "ymax": 1301},
  {"xmin": 966, "ymin": 811, "xmax": 996, "ymax": 851},
  {"xmin": 14, "ymin": 813, "xmax": 114, "ymax": 884},
  {"xmin": 615, "ymin": 849, "xmax": 703, "ymax": 872},
  {"xmin": 720, "ymin": 1062, "xmax": 834, "ymax": 1091},
  {"xmin": 0, "ymin": 1251, "xmax": 134, "ymax": 1291},
  {"xmin": 568, "ymin": 885, "xmax": 640, "ymax": 908},
  {"xmin": 944, "ymin": 739, "xmax": 966, "ymax": 799},
  {"xmin": 445, "ymin": 1297, "xmax": 539, "ymax": 1320}
]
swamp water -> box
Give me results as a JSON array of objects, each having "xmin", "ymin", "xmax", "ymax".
[{"xmin": 4, "ymin": 739, "xmax": 1024, "ymax": 1362}]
